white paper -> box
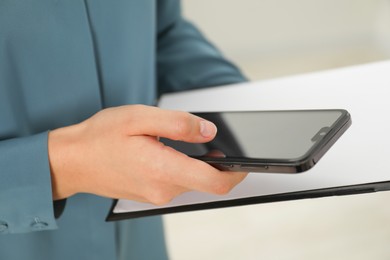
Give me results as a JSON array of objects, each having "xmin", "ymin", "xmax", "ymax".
[{"xmin": 114, "ymin": 61, "xmax": 390, "ymax": 214}]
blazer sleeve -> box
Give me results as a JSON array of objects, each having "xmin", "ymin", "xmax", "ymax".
[
  {"xmin": 0, "ymin": 132, "xmax": 58, "ymax": 234},
  {"xmin": 156, "ymin": 0, "xmax": 247, "ymax": 95}
]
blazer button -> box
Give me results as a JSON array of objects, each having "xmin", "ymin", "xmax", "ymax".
[
  {"xmin": 31, "ymin": 218, "xmax": 49, "ymax": 230},
  {"xmin": 0, "ymin": 222, "xmax": 9, "ymax": 233}
]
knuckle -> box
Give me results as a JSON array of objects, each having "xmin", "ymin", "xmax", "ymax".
[
  {"xmin": 147, "ymin": 190, "xmax": 174, "ymax": 206},
  {"xmin": 212, "ymin": 181, "xmax": 234, "ymax": 195},
  {"xmin": 174, "ymin": 113, "xmax": 194, "ymax": 140},
  {"xmin": 127, "ymin": 104, "xmax": 146, "ymax": 120}
]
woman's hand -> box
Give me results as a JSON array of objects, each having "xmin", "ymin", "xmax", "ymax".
[{"xmin": 48, "ymin": 105, "xmax": 247, "ymax": 205}]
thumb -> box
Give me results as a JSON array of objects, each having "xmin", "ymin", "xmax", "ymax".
[{"xmin": 127, "ymin": 105, "xmax": 217, "ymax": 143}]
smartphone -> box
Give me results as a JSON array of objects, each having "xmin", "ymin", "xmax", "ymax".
[{"xmin": 162, "ymin": 109, "xmax": 351, "ymax": 173}]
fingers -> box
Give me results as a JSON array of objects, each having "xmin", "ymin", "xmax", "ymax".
[
  {"xmin": 123, "ymin": 105, "xmax": 217, "ymax": 143},
  {"xmin": 111, "ymin": 135, "xmax": 247, "ymax": 206},
  {"xmin": 156, "ymin": 145, "xmax": 247, "ymax": 196}
]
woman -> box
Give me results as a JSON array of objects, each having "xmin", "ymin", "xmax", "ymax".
[{"xmin": 0, "ymin": 0, "xmax": 247, "ymax": 259}]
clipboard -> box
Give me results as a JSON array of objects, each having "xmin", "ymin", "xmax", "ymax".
[{"xmin": 106, "ymin": 61, "xmax": 390, "ymax": 221}]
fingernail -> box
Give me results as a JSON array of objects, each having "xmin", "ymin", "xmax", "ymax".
[{"xmin": 200, "ymin": 120, "xmax": 217, "ymax": 138}]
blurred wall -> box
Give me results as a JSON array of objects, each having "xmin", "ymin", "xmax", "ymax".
[{"xmin": 182, "ymin": 0, "xmax": 390, "ymax": 79}]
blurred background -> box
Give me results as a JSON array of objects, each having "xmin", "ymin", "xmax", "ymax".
[{"xmin": 163, "ymin": 1, "xmax": 390, "ymax": 259}]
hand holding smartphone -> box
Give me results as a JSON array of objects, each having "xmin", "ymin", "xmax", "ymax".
[{"xmin": 162, "ymin": 109, "xmax": 351, "ymax": 173}]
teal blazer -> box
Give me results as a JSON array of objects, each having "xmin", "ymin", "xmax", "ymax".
[{"xmin": 0, "ymin": 0, "xmax": 245, "ymax": 259}]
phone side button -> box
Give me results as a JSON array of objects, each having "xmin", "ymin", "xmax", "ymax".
[
  {"xmin": 210, "ymin": 163, "xmax": 235, "ymax": 171},
  {"xmin": 241, "ymin": 165, "xmax": 269, "ymax": 170}
]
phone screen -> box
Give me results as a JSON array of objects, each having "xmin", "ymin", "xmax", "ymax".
[{"xmin": 200, "ymin": 110, "xmax": 343, "ymax": 160}]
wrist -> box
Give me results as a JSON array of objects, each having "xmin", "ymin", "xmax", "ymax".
[{"xmin": 48, "ymin": 123, "xmax": 84, "ymax": 200}]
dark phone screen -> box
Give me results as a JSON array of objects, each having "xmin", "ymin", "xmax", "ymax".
[{"xmin": 163, "ymin": 110, "xmax": 346, "ymax": 161}]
